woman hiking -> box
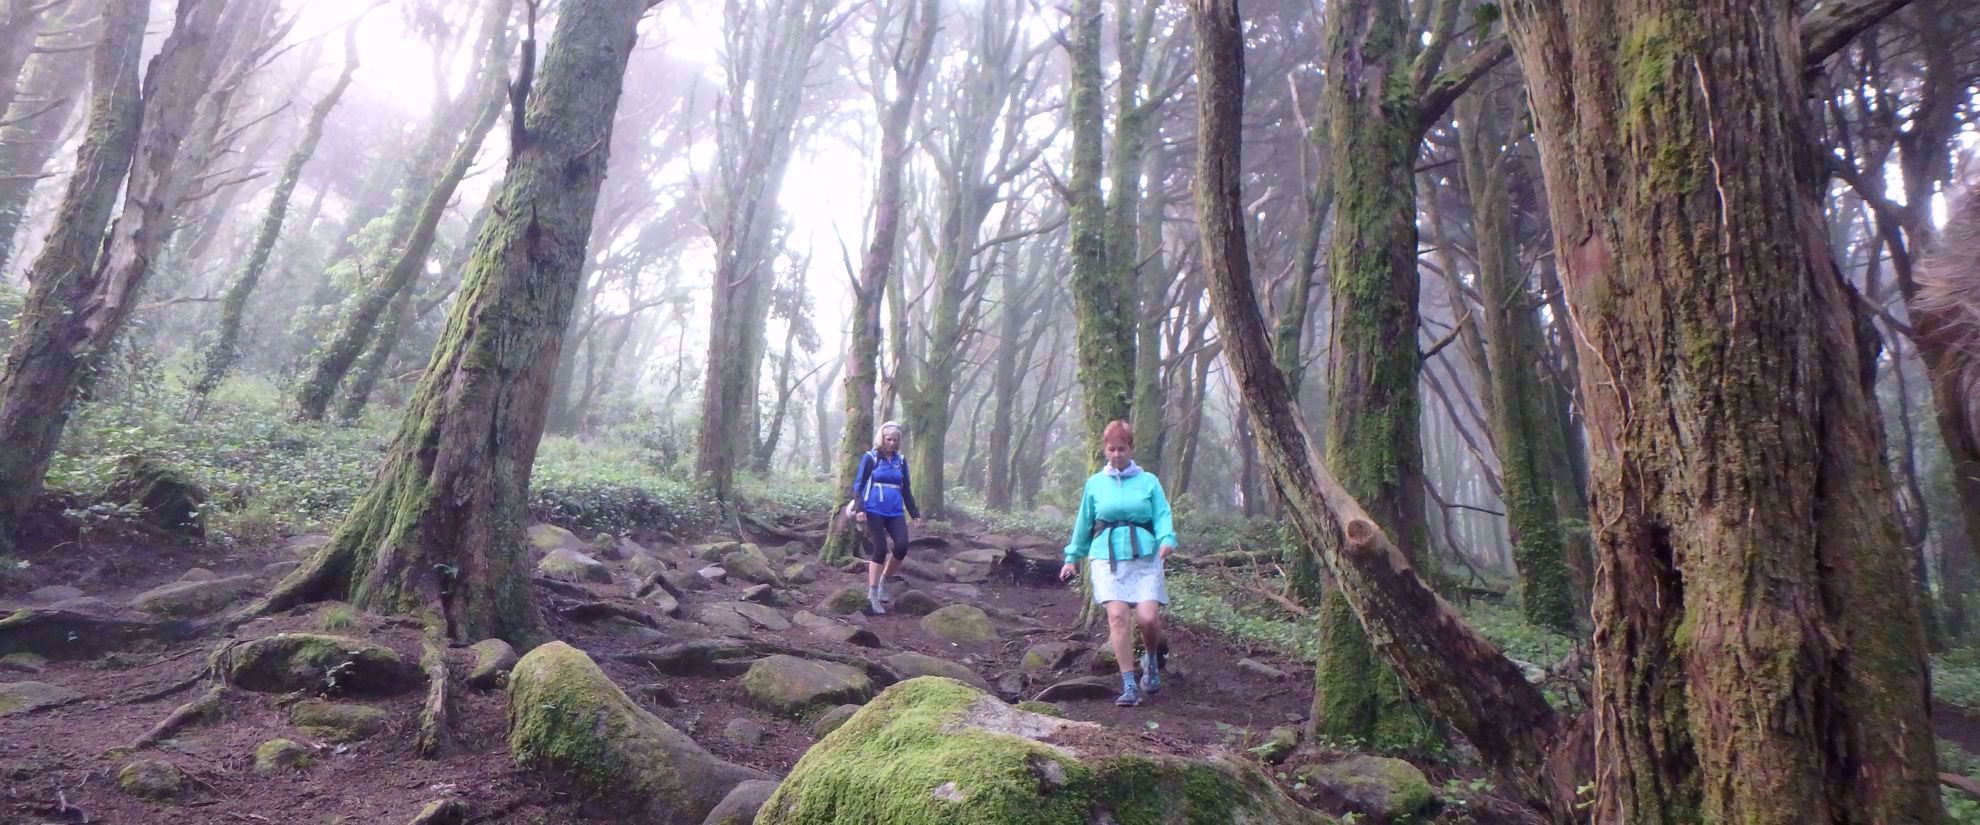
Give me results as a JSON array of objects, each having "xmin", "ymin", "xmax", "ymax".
[
  {"xmin": 850, "ymin": 421, "xmax": 920, "ymax": 614},
  {"xmin": 1058, "ymin": 419, "xmax": 1177, "ymax": 707}
]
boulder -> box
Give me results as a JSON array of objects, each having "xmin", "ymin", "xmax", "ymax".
[
  {"xmin": 1021, "ymin": 643, "xmax": 1081, "ymax": 673},
  {"xmin": 130, "ymin": 574, "xmax": 257, "ymax": 618},
  {"xmin": 756, "ymin": 677, "xmax": 1326, "ymax": 825},
  {"xmin": 697, "ymin": 566, "xmax": 729, "ymax": 585},
  {"xmin": 782, "ymin": 562, "xmax": 819, "ymax": 584},
  {"xmin": 720, "ymin": 551, "xmax": 779, "ymax": 585},
  {"xmin": 468, "ymin": 639, "xmax": 519, "ymax": 689},
  {"xmin": 703, "ymin": 779, "xmax": 781, "ymax": 825},
  {"xmin": 289, "ymin": 699, "xmax": 389, "ymax": 742},
  {"xmin": 615, "ymin": 537, "xmax": 653, "ymax": 561},
  {"xmin": 216, "ymin": 633, "xmax": 422, "ymax": 696},
  {"xmin": 740, "ymin": 584, "xmax": 780, "ymax": 605},
  {"xmin": 283, "ymin": 534, "xmax": 331, "ymax": 558},
  {"xmin": 816, "ymin": 586, "xmax": 871, "ymax": 616},
  {"xmin": 537, "ymin": 548, "xmax": 613, "ymax": 584},
  {"xmin": 695, "ymin": 541, "xmax": 744, "ymax": 562},
  {"xmin": 100, "ymin": 454, "xmax": 206, "ymax": 537},
  {"xmin": 179, "ymin": 568, "xmax": 218, "ymax": 582},
  {"xmin": 117, "ymin": 758, "xmax": 184, "ymax": 800},
  {"xmin": 0, "ymin": 652, "xmax": 47, "ymax": 674},
  {"xmin": 528, "ymin": 523, "xmax": 583, "ymax": 555},
  {"xmin": 757, "ymin": 543, "xmax": 789, "ymax": 567},
  {"xmin": 1250, "ymin": 726, "xmax": 1300, "ymax": 765},
  {"xmin": 883, "ymin": 652, "xmax": 992, "ymax": 692},
  {"xmin": 723, "ymin": 717, "xmax": 769, "ymax": 746},
  {"xmin": 628, "ymin": 553, "xmax": 671, "ymax": 582},
  {"xmin": 47, "ymin": 595, "xmax": 116, "ymax": 614},
  {"xmin": 919, "ymin": 605, "xmax": 996, "ymax": 647},
  {"xmin": 1236, "ymin": 658, "xmax": 1287, "ymax": 681},
  {"xmin": 943, "ymin": 548, "xmax": 1005, "ymax": 584},
  {"xmin": 25, "ymin": 585, "xmax": 83, "ymax": 604},
  {"xmin": 741, "ymin": 655, "xmax": 875, "ymax": 717},
  {"xmin": 807, "ymin": 704, "xmax": 861, "ymax": 737},
  {"xmin": 1296, "ymin": 756, "xmax": 1434, "ymax": 822},
  {"xmin": 0, "ymin": 680, "xmax": 79, "ymax": 716},
  {"xmin": 891, "ymin": 590, "xmax": 941, "ymax": 616},
  {"xmin": 932, "ymin": 583, "xmax": 983, "ymax": 601},
  {"xmin": 508, "ymin": 642, "xmax": 770, "ymax": 822},
  {"xmin": 733, "ymin": 602, "xmax": 791, "ymax": 631},
  {"xmin": 261, "ymin": 560, "xmax": 301, "ymax": 580},
  {"xmin": 645, "ymin": 588, "xmax": 683, "ymax": 619},
  {"xmin": 253, "ymin": 739, "xmax": 314, "ymax": 774},
  {"xmin": 793, "ymin": 611, "xmax": 883, "ymax": 648},
  {"xmin": 899, "ymin": 556, "xmax": 954, "ymax": 583}
]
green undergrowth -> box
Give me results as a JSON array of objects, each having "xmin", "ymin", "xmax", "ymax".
[
  {"xmin": 1942, "ymin": 738, "xmax": 1980, "ymax": 823},
  {"xmin": 1935, "ymin": 650, "xmax": 1980, "ymax": 714},
  {"xmin": 1167, "ymin": 571, "xmax": 1318, "ymax": 660}
]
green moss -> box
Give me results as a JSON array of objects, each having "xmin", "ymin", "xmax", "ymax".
[
  {"xmin": 117, "ymin": 759, "xmax": 184, "ymax": 800},
  {"xmin": 254, "ymin": 738, "xmax": 313, "ymax": 773},
  {"xmin": 289, "ymin": 700, "xmax": 388, "ymax": 742}
]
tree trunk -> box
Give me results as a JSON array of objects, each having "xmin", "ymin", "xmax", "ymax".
[
  {"xmin": 1507, "ymin": 0, "xmax": 1943, "ymax": 820},
  {"xmin": 1454, "ymin": 83, "xmax": 1578, "ymax": 634},
  {"xmin": 0, "ymin": 0, "xmax": 234, "ymax": 552},
  {"xmin": 0, "ymin": 0, "xmax": 54, "ymax": 138},
  {"xmin": 824, "ymin": 0, "xmax": 936, "ymax": 559},
  {"xmin": 189, "ymin": 20, "xmax": 361, "ymax": 408},
  {"xmin": 294, "ymin": 90, "xmax": 505, "ymax": 422},
  {"xmin": 0, "ymin": 0, "xmax": 97, "ymax": 277},
  {"xmin": 753, "ymin": 319, "xmax": 800, "ymax": 473},
  {"xmin": 1066, "ymin": 0, "xmax": 1133, "ymax": 465},
  {"xmin": 1130, "ymin": 145, "xmax": 1172, "ymax": 475},
  {"xmin": 255, "ymin": 0, "xmax": 649, "ymax": 645},
  {"xmin": 1188, "ymin": 1, "xmax": 1581, "ymax": 812}
]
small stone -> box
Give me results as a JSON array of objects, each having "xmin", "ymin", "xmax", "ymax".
[
  {"xmin": 0, "ymin": 680, "xmax": 78, "ymax": 715},
  {"xmin": 645, "ymin": 588, "xmax": 683, "ymax": 618},
  {"xmin": 678, "ymin": 569, "xmax": 714, "ymax": 591},
  {"xmin": 25, "ymin": 585, "xmax": 83, "ymax": 603},
  {"xmin": 808, "ymin": 704, "xmax": 861, "ymax": 737},
  {"xmin": 695, "ymin": 541, "xmax": 744, "ymax": 561},
  {"xmin": 0, "ymin": 653, "xmax": 47, "ymax": 674},
  {"xmin": 288, "ymin": 699, "xmax": 389, "ymax": 742},
  {"xmin": 1237, "ymin": 658, "xmax": 1287, "ymax": 681},
  {"xmin": 723, "ymin": 717, "xmax": 770, "ymax": 746},
  {"xmin": 467, "ymin": 639, "xmax": 518, "ymax": 689},
  {"xmin": 179, "ymin": 567, "xmax": 218, "ymax": 582},
  {"xmin": 117, "ymin": 758, "xmax": 184, "ymax": 799},
  {"xmin": 629, "ymin": 553, "xmax": 671, "ymax": 582},
  {"xmin": 890, "ymin": 590, "xmax": 941, "ymax": 616},
  {"xmin": 253, "ymin": 739, "xmax": 313, "ymax": 774},
  {"xmin": 1021, "ymin": 643, "xmax": 1081, "ymax": 673},
  {"xmin": 740, "ymin": 584, "xmax": 780, "ymax": 605}
]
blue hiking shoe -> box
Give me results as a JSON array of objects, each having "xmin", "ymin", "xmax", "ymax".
[
  {"xmin": 1139, "ymin": 651, "xmax": 1162, "ymax": 694},
  {"xmin": 1116, "ymin": 672, "xmax": 1143, "ymax": 707}
]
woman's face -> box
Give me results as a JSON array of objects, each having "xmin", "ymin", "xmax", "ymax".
[
  {"xmin": 882, "ymin": 430, "xmax": 901, "ymax": 452},
  {"xmin": 1105, "ymin": 441, "xmax": 1133, "ymax": 470}
]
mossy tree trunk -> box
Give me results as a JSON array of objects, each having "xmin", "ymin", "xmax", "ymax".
[
  {"xmin": 987, "ymin": 233, "xmax": 1054, "ymax": 511},
  {"xmin": 0, "ymin": 0, "xmax": 233, "ymax": 554},
  {"xmin": 1065, "ymin": 0, "xmax": 1132, "ymax": 468},
  {"xmin": 1309, "ymin": 0, "xmax": 1506, "ymax": 749},
  {"xmin": 1507, "ymin": 0, "xmax": 1943, "ymax": 820},
  {"xmin": 824, "ymin": 0, "xmax": 936, "ymax": 561},
  {"xmin": 189, "ymin": 16, "xmax": 364, "ymax": 411},
  {"xmin": 0, "ymin": 0, "xmax": 97, "ymax": 276},
  {"xmin": 695, "ymin": 0, "xmax": 834, "ymax": 502},
  {"xmin": 337, "ymin": 202, "xmax": 494, "ymax": 425},
  {"xmin": 1453, "ymin": 81, "xmax": 1579, "ymax": 635},
  {"xmin": 1188, "ymin": 2, "xmax": 1581, "ymax": 812},
  {"xmin": 255, "ymin": 0, "xmax": 652, "ymax": 646}
]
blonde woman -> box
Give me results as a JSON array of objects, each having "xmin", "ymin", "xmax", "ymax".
[
  {"xmin": 1058, "ymin": 419, "xmax": 1176, "ymax": 706},
  {"xmin": 850, "ymin": 421, "xmax": 920, "ymax": 614}
]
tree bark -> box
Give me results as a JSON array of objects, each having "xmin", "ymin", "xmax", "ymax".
[
  {"xmin": 1065, "ymin": 0, "xmax": 1133, "ymax": 465},
  {"xmin": 1188, "ymin": 1, "xmax": 1580, "ymax": 813},
  {"xmin": 0, "ymin": 0, "xmax": 227, "ymax": 552},
  {"xmin": 254, "ymin": 0, "xmax": 650, "ymax": 645},
  {"xmin": 189, "ymin": 18, "xmax": 362, "ymax": 408},
  {"xmin": 824, "ymin": 0, "xmax": 936, "ymax": 560},
  {"xmin": 1506, "ymin": 0, "xmax": 1943, "ymax": 820}
]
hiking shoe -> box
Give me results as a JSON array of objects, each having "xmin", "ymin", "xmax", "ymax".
[
  {"xmin": 878, "ymin": 587, "xmax": 893, "ymax": 604},
  {"xmin": 1139, "ymin": 652, "xmax": 1162, "ymax": 694},
  {"xmin": 1116, "ymin": 673, "xmax": 1143, "ymax": 707},
  {"xmin": 868, "ymin": 596, "xmax": 887, "ymax": 615}
]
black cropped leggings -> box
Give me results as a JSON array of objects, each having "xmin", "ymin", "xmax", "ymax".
[{"xmin": 865, "ymin": 514, "xmax": 910, "ymax": 563}]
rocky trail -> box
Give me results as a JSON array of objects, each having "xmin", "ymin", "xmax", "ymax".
[{"xmin": 0, "ymin": 518, "xmax": 1530, "ymax": 824}]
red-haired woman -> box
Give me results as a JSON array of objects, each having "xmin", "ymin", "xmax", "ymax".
[{"xmin": 1058, "ymin": 420, "xmax": 1177, "ymax": 707}]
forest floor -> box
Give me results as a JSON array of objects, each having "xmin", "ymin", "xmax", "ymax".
[{"xmin": 0, "ymin": 507, "xmax": 1560, "ymax": 825}]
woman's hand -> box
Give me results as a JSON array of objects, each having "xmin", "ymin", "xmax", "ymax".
[
  {"xmin": 1159, "ymin": 543, "xmax": 1174, "ymax": 560},
  {"xmin": 854, "ymin": 511, "xmax": 867, "ymax": 523},
  {"xmin": 1059, "ymin": 563, "xmax": 1077, "ymax": 582}
]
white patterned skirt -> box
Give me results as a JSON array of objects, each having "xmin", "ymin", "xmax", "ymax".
[{"xmin": 1090, "ymin": 553, "xmax": 1168, "ymax": 605}]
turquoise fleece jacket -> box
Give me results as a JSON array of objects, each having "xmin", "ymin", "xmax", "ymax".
[{"xmin": 1063, "ymin": 468, "xmax": 1178, "ymax": 565}]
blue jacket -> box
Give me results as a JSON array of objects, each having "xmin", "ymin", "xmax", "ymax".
[
  {"xmin": 1064, "ymin": 464, "xmax": 1177, "ymax": 566},
  {"xmin": 851, "ymin": 450, "xmax": 920, "ymax": 519}
]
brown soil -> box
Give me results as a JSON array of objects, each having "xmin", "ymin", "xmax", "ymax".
[{"xmin": 0, "ymin": 515, "xmax": 1527, "ymax": 824}]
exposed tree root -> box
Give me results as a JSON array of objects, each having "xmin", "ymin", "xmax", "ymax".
[
  {"xmin": 415, "ymin": 642, "xmax": 451, "ymax": 759},
  {"xmin": 618, "ymin": 638, "xmax": 900, "ymax": 686},
  {"xmin": 740, "ymin": 513, "xmax": 825, "ymax": 545},
  {"xmin": 551, "ymin": 598, "xmax": 657, "ymax": 628},
  {"xmin": 128, "ymin": 684, "xmax": 226, "ymax": 751}
]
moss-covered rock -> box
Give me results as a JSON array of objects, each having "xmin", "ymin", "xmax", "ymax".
[
  {"xmin": 216, "ymin": 633, "xmax": 422, "ymax": 696},
  {"xmin": 817, "ymin": 586, "xmax": 870, "ymax": 615},
  {"xmin": 1020, "ymin": 643, "xmax": 1080, "ymax": 673},
  {"xmin": 757, "ymin": 677, "xmax": 1326, "ymax": 824},
  {"xmin": 100, "ymin": 455, "xmax": 207, "ymax": 537},
  {"xmin": 0, "ymin": 680, "xmax": 79, "ymax": 716},
  {"xmin": 742, "ymin": 655, "xmax": 875, "ymax": 717},
  {"xmin": 289, "ymin": 699, "xmax": 389, "ymax": 742},
  {"xmin": 809, "ymin": 704, "xmax": 861, "ymax": 737},
  {"xmin": 537, "ymin": 548, "xmax": 613, "ymax": 584},
  {"xmin": 529, "ymin": 523, "xmax": 582, "ymax": 554},
  {"xmin": 629, "ymin": 552, "xmax": 671, "ymax": 582},
  {"xmin": 507, "ymin": 642, "xmax": 769, "ymax": 822},
  {"xmin": 695, "ymin": 541, "xmax": 744, "ymax": 561},
  {"xmin": 1013, "ymin": 700, "xmax": 1064, "ymax": 718},
  {"xmin": 721, "ymin": 551, "xmax": 779, "ymax": 585},
  {"xmin": 892, "ymin": 590, "xmax": 942, "ymax": 616},
  {"xmin": 1296, "ymin": 755, "xmax": 1433, "ymax": 821},
  {"xmin": 919, "ymin": 605, "xmax": 996, "ymax": 647},
  {"xmin": 884, "ymin": 652, "xmax": 992, "ymax": 692},
  {"xmin": 468, "ymin": 639, "xmax": 519, "ymax": 689},
  {"xmin": 0, "ymin": 652, "xmax": 47, "ymax": 674},
  {"xmin": 783, "ymin": 562, "xmax": 819, "ymax": 584},
  {"xmin": 117, "ymin": 758, "xmax": 184, "ymax": 799},
  {"xmin": 283, "ymin": 534, "xmax": 331, "ymax": 558},
  {"xmin": 130, "ymin": 575, "xmax": 257, "ymax": 618},
  {"xmin": 704, "ymin": 779, "xmax": 781, "ymax": 825},
  {"xmin": 1249, "ymin": 726, "xmax": 1300, "ymax": 765},
  {"xmin": 253, "ymin": 739, "xmax": 313, "ymax": 773}
]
